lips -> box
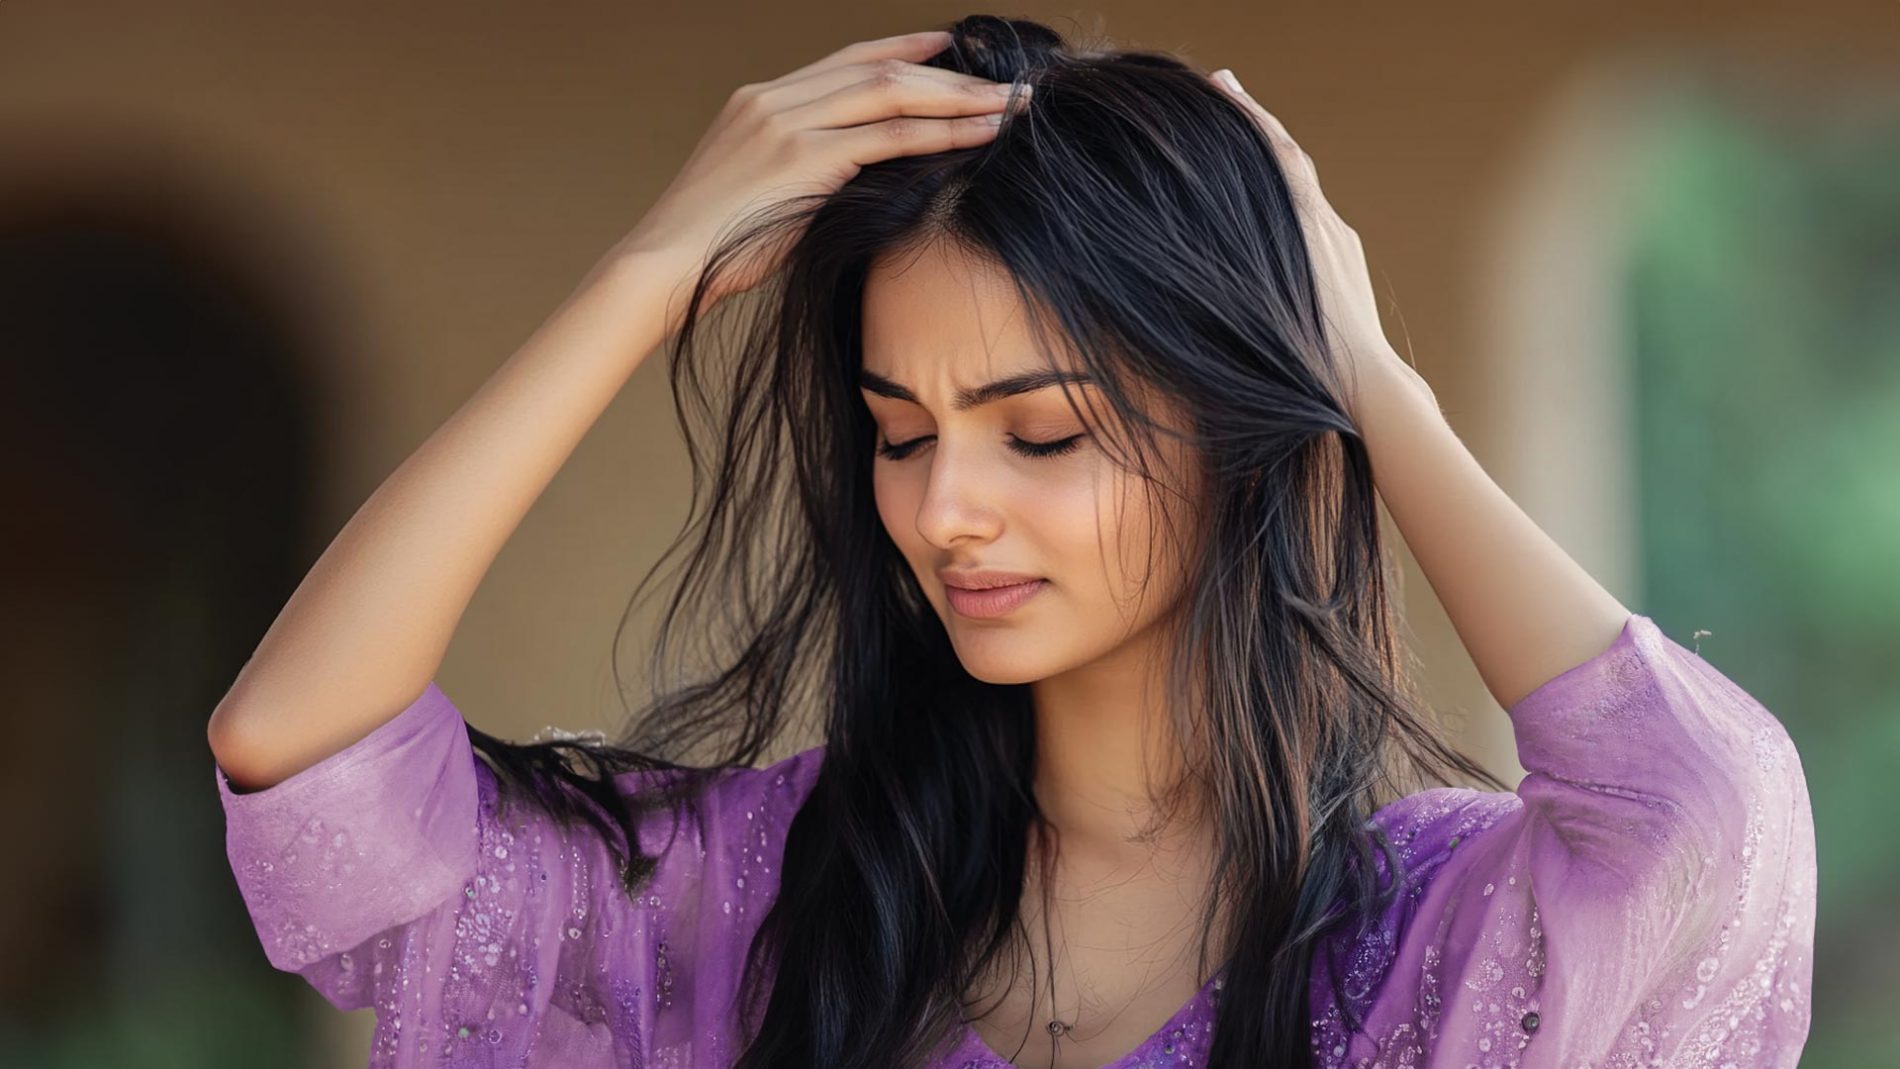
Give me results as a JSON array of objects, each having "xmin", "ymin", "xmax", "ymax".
[
  {"xmin": 943, "ymin": 577, "xmax": 1048, "ymax": 619},
  {"xmin": 938, "ymin": 568, "xmax": 1043, "ymax": 590}
]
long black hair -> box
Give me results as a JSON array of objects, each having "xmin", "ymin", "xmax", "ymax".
[{"xmin": 464, "ymin": 13, "xmax": 1507, "ymax": 1067}]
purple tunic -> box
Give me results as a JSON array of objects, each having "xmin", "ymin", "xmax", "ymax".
[{"xmin": 214, "ymin": 613, "xmax": 1814, "ymax": 1066}]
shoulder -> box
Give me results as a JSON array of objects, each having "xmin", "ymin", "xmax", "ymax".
[
  {"xmin": 1311, "ymin": 785, "xmax": 1522, "ymax": 971},
  {"xmin": 618, "ymin": 742, "xmax": 826, "ymax": 821},
  {"xmin": 739, "ymin": 742, "xmax": 828, "ymax": 802},
  {"xmin": 1308, "ymin": 787, "xmax": 1523, "ymax": 1001},
  {"xmin": 601, "ymin": 743, "xmax": 827, "ymax": 901},
  {"xmin": 603, "ymin": 741, "xmax": 824, "ymax": 812},
  {"xmin": 1370, "ymin": 784, "xmax": 1520, "ymax": 843},
  {"xmin": 1364, "ymin": 785, "xmax": 1522, "ymax": 891},
  {"xmin": 591, "ymin": 743, "xmax": 828, "ymax": 1009},
  {"xmin": 1308, "ymin": 786, "xmax": 1526, "ymax": 1065},
  {"xmin": 694, "ymin": 742, "xmax": 828, "ymax": 839}
]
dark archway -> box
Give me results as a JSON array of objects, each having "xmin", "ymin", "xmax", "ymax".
[{"xmin": 0, "ymin": 154, "xmax": 336, "ymax": 1066}]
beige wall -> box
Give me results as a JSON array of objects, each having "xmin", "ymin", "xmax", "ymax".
[{"xmin": 3, "ymin": 2, "xmax": 1891, "ymax": 1056}]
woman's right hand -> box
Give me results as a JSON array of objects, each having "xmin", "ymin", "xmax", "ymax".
[
  {"xmin": 613, "ymin": 29, "xmax": 1028, "ymax": 326},
  {"xmin": 211, "ymin": 34, "xmax": 1030, "ymax": 793}
]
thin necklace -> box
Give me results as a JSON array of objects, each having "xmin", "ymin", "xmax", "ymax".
[
  {"xmin": 1042, "ymin": 885, "xmax": 1075, "ymax": 1050},
  {"xmin": 1033, "ymin": 920, "xmax": 1216, "ymax": 1052},
  {"xmin": 1024, "ymin": 827, "xmax": 1216, "ymax": 1052}
]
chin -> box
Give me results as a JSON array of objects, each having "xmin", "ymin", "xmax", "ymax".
[
  {"xmin": 945, "ymin": 627, "xmax": 1075, "ymax": 686},
  {"xmin": 960, "ymin": 660, "xmax": 1053, "ymax": 686}
]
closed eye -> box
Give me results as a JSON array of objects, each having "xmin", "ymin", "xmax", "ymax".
[{"xmin": 875, "ymin": 433, "xmax": 1087, "ymax": 461}]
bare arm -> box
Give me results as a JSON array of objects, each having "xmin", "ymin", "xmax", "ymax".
[
  {"xmin": 207, "ymin": 29, "xmax": 1024, "ymax": 791},
  {"xmin": 207, "ymin": 248, "xmax": 692, "ymax": 791},
  {"xmin": 1208, "ymin": 69, "xmax": 1631, "ymax": 711},
  {"xmin": 1353, "ymin": 360, "xmax": 1632, "ymax": 711}
]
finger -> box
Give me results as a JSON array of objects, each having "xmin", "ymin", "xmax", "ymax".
[
  {"xmin": 781, "ymin": 62, "xmax": 1028, "ymax": 130},
  {"xmin": 760, "ymin": 55, "xmax": 1018, "ymax": 119},
  {"xmin": 1209, "ymin": 70, "xmax": 1289, "ymax": 140},
  {"xmin": 768, "ymin": 30, "xmax": 953, "ymax": 87},
  {"xmin": 820, "ymin": 111, "xmax": 1013, "ymax": 167},
  {"xmin": 1210, "ymin": 71, "xmax": 1317, "ymax": 179}
]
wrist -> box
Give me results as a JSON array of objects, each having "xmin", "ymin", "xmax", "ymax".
[
  {"xmin": 581, "ymin": 241, "xmax": 705, "ymax": 337},
  {"xmin": 592, "ymin": 234, "xmax": 697, "ymax": 289},
  {"xmin": 1349, "ymin": 350, "xmax": 1438, "ymax": 427}
]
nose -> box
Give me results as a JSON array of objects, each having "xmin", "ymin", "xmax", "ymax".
[{"xmin": 912, "ymin": 435, "xmax": 1003, "ymax": 550}]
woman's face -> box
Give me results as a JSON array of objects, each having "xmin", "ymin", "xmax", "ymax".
[{"xmin": 859, "ymin": 239, "xmax": 1199, "ymax": 684}]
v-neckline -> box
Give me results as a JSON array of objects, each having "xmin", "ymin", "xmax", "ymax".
[{"xmin": 949, "ymin": 966, "xmax": 1226, "ymax": 1068}]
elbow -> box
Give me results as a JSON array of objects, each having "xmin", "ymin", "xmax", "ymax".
[
  {"xmin": 1689, "ymin": 705, "xmax": 1809, "ymax": 863},
  {"xmin": 208, "ymin": 708, "xmax": 278, "ymax": 793},
  {"xmin": 1650, "ymin": 715, "xmax": 1811, "ymax": 922},
  {"xmin": 1655, "ymin": 718, "xmax": 1815, "ymax": 1013},
  {"xmin": 207, "ymin": 671, "xmax": 275, "ymax": 787},
  {"xmin": 1519, "ymin": 712, "xmax": 1808, "ymax": 912}
]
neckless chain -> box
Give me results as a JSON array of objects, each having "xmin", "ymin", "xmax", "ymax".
[
  {"xmin": 1018, "ymin": 827, "xmax": 1219, "ymax": 1053},
  {"xmin": 1042, "ymin": 920, "xmax": 1078, "ymax": 1049}
]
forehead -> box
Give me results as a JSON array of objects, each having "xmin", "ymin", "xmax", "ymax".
[{"xmin": 860, "ymin": 240, "xmax": 1064, "ymax": 383}]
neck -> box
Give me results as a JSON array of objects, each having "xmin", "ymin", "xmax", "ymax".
[{"xmin": 1027, "ymin": 616, "xmax": 1211, "ymax": 874}]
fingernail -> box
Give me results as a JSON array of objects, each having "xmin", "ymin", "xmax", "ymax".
[{"xmin": 1217, "ymin": 69, "xmax": 1242, "ymax": 91}]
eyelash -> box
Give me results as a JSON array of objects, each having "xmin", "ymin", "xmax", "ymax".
[{"xmin": 874, "ymin": 433, "xmax": 1086, "ymax": 461}]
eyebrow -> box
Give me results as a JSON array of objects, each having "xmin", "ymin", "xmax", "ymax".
[{"xmin": 857, "ymin": 367, "xmax": 1095, "ymax": 413}]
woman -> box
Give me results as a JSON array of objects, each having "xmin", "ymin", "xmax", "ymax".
[{"xmin": 207, "ymin": 15, "xmax": 1815, "ymax": 1068}]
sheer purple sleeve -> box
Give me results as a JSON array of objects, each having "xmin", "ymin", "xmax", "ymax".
[
  {"xmin": 1310, "ymin": 612, "xmax": 1816, "ymax": 1068},
  {"xmin": 215, "ymin": 683, "xmax": 648, "ymax": 1065}
]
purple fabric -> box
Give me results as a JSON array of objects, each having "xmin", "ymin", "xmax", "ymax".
[{"xmin": 215, "ymin": 613, "xmax": 1814, "ymax": 1066}]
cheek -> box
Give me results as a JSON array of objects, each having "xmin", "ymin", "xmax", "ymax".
[
  {"xmin": 1026, "ymin": 461, "xmax": 1141, "ymax": 609},
  {"xmin": 1076, "ymin": 468, "xmax": 1175, "ymax": 619},
  {"xmin": 872, "ymin": 467, "xmax": 914, "ymax": 548},
  {"xmin": 1046, "ymin": 470, "xmax": 1113, "ymax": 564}
]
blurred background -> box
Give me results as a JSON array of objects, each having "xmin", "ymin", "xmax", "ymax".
[{"xmin": 2, "ymin": 1, "xmax": 1894, "ymax": 1065}]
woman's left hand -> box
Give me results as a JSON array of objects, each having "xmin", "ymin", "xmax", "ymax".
[{"xmin": 1208, "ymin": 68, "xmax": 1426, "ymax": 419}]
